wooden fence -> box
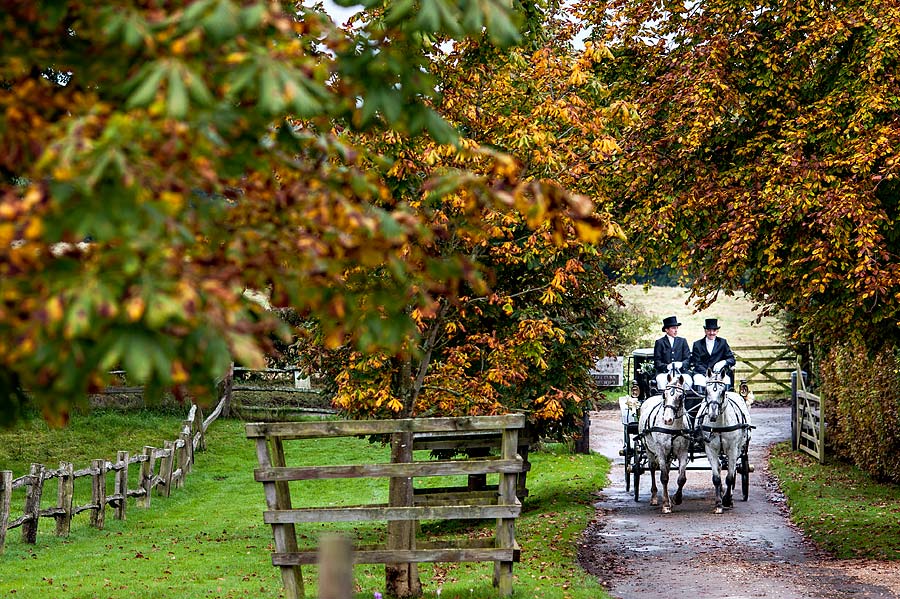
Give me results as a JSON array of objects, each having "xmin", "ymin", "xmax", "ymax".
[
  {"xmin": 732, "ymin": 345, "xmax": 797, "ymax": 399},
  {"xmin": 791, "ymin": 367, "xmax": 825, "ymax": 463},
  {"xmin": 246, "ymin": 414, "xmax": 526, "ymax": 599},
  {"xmin": 0, "ymin": 394, "xmax": 228, "ymax": 555},
  {"xmin": 229, "ymin": 366, "xmax": 336, "ymax": 421}
]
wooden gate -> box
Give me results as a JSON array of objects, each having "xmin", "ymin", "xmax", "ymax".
[
  {"xmin": 246, "ymin": 415, "xmax": 525, "ymax": 599},
  {"xmin": 732, "ymin": 345, "xmax": 797, "ymax": 399},
  {"xmin": 791, "ymin": 367, "xmax": 825, "ymax": 463}
]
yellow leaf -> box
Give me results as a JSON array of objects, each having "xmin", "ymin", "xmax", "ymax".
[{"xmin": 125, "ymin": 297, "xmax": 145, "ymax": 321}]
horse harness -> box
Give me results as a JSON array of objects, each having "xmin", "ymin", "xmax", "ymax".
[{"xmin": 697, "ymin": 391, "xmax": 755, "ymax": 444}]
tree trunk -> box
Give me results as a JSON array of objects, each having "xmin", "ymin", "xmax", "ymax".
[{"xmin": 385, "ymin": 431, "xmax": 421, "ymax": 598}]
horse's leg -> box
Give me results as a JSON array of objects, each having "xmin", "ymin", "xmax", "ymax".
[
  {"xmin": 673, "ymin": 446, "xmax": 688, "ymax": 506},
  {"xmin": 707, "ymin": 443, "xmax": 724, "ymax": 514},
  {"xmin": 649, "ymin": 458, "xmax": 659, "ymax": 506},
  {"xmin": 659, "ymin": 458, "xmax": 672, "ymax": 514},
  {"xmin": 723, "ymin": 435, "xmax": 740, "ymax": 508}
]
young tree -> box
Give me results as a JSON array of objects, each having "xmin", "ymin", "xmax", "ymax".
[{"xmin": 0, "ymin": 0, "xmax": 611, "ymax": 427}]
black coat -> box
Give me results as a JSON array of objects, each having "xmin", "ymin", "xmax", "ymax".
[
  {"xmin": 653, "ymin": 335, "xmax": 692, "ymax": 374},
  {"xmin": 689, "ymin": 337, "xmax": 736, "ymax": 374}
]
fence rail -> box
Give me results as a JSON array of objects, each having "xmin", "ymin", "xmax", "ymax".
[
  {"xmin": 732, "ymin": 345, "xmax": 797, "ymax": 399},
  {"xmin": 0, "ymin": 394, "xmax": 226, "ymax": 555}
]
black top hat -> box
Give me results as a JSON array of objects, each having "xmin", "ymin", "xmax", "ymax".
[
  {"xmin": 661, "ymin": 315, "xmax": 681, "ymax": 331},
  {"xmin": 703, "ymin": 318, "xmax": 720, "ymax": 330}
]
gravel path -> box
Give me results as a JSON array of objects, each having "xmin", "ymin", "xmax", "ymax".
[{"xmin": 582, "ymin": 407, "xmax": 900, "ymax": 598}]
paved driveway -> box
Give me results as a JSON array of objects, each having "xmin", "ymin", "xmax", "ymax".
[{"xmin": 582, "ymin": 407, "xmax": 900, "ymax": 598}]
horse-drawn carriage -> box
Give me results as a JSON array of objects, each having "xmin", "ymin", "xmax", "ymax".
[{"xmin": 618, "ymin": 348, "xmax": 754, "ymax": 513}]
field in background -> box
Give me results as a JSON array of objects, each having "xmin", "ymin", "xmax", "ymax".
[{"xmin": 618, "ymin": 285, "xmax": 783, "ymax": 349}]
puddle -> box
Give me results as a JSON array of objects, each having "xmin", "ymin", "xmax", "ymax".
[{"xmin": 625, "ymin": 544, "xmax": 665, "ymax": 553}]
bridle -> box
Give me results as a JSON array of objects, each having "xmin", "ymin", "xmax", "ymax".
[
  {"xmin": 662, "ymin": 383, "xmax": 685, "ymax": 421},
  {"xmin": 705, "ymin": 379, "xmax": 727, "ymax": 421}
]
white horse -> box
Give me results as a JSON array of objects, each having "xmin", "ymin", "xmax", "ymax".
[
  {"xmin": 638, "ymin": 375, "xmax": 691, "ymax": 513},
  {"xmin": 698, "ymin": 369, "xmax": 752, "ymax": 514}
]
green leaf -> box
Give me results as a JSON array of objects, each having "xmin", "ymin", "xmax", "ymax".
[
  {"xmin": 182, "ymin": 0, "xmax": 214, "ymax": 26},
  {"xmin": 204, "ymin": 0, "xmax": 240, "ymax": 41},
  {"xmin": 380, "ymin": 88, "xmax": 402, "ymax": 123},
  {"xmin": 259, "ymin": 68, "xmax": 285, "ymax": 115},
  {"xmin": 166, "ymin": 65, "xmax": 190, "ymax": 119},
  {"xmin": 416, "ymin": 0, "xmax": 442, "ymax": 32},
  {"xmin": 185, "ymin": 68, "xmax": 215, "ymax": 107},
  {"xmin": 424, "ymin": 109, "xmax": 458, "ymax": 145},
  {"xmin": 98, "ymin": 332, "xmax": 128, "ymax": 371},
  {"xmin": 126, "ymin": 63, "xmax": 166, "ymax": 108},
  {"xmin": 240, "ymin": 3, "xmax": 267, "ymax": 29},
  {"xmin": 483, "ymin": 1, "xmax": 520, "ymax": 45},
  {"xmin": 384, "ymin": 0, "xmax": 416, "ymax": 26},
  {"xmin": 461, "ymin": 0, "xmax": 483, "ymax": 33},
  {"xmin": 286, "ymin": 77, "xmax": 323, "ymax": 118},
  {"xmin": 225, "ymin": 63, "xmax": 259, "ymax": 97},
  {"xmin": 123, "ymin": 334, "xmax": 154, "ymax": 383}
]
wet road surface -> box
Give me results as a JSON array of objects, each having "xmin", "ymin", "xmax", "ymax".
[{"xmin": 583, "ymin": 407, "xmax": 900, "ymax": 598}]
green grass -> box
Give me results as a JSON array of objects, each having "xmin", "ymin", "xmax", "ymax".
[
  {"xmin": 0, "ymin": 413, "xmax": 612, "ymax": 599},
  {"xmin": 768, "ymin": 442, "xmax": 900, "ymax": 560},
  {"xmin": 618, "ymin": 284, "xmax": 781, "ymax": 348}
]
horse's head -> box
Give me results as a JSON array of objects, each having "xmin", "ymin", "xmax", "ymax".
[
  {"xmin": 704, "ymin": 368, "xmax": 727, "ymax": 422},
  {"xmin": 662, "ymin": 374, "xmax": 686, "ymax": 425}
]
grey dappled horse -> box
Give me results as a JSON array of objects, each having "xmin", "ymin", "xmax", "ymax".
[
  {"xmin": 698, "ymin": 370, "xmax": 752, "ymax": 514},
  {"xmin": 638, "ymin": 375, "xmax": 691, "ymax": 513}
]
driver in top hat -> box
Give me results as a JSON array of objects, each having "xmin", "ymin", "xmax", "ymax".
[
  {"xmin": 653, "ymin": 315, "xmax": 693, "ymax": 391},
  {"xmin": 690, "ymin": 318, "xmax": 736, "ymax": 393}
]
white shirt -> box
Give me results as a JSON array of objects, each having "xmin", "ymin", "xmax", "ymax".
[{"xmin": 706, "ymin": 338, "xmax": 715, "ymax": 355}]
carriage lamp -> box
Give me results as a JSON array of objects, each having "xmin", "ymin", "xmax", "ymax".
[
  {"xmin": 739, "ymin": 380, "xmax": 749, "ymax": 398},
  {"xmin": 630, "ymin": 381, "xmax": 641, "ymax": 398}
]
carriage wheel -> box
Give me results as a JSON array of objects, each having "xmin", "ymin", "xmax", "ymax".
[
  {"xmin": 740, "ymin": 453, "xmax": 750, "ymax": 501},
  {"xmin": 632, "ymin": 444, "xmax": 641, "ymax": 502},
  {"xmin": 623, "ymin": 430, "xmax": 632, "ymax": 493}
]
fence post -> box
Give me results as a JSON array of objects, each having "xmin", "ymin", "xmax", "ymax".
[
  {"xmin": 194, "ymin": 405, "xmax": 206, "ymax": 451},
  {"xmin": 494, "ymin": 427, "xmax": 519, "ymax": 596},
  {"xmin": 137, "ymin": 446, "xmax": 154, "ymax": 508},
  {"xmin": 221, "ymin": 362, "xmax": 234, "ymax": 418},
  {"xmin": 159, "ymin": 441, "xmax": 175, "ymax": 498},
  {"xmin": 318, "ymin": 534, "xmax": 353, "ymax": 599},
  {"xmin": 179, "ymin": 427, "xmax": 192, "ymax": 481},
  {"xmin": 90, "ymin": 459, "xmax": 106, "ymax": 529},
  {"xmin": 114, "ymin": 451, "xmax": 129, "ymax": 521},
  {"xmin": 0, "ymin": 470, "xmax": 12, "ymax": 554},
  {"xmin": 575, "ymin": 410, "xmax": 591, "ymax": 454},
  {"xmin": 256, "ymin": 436, "xmax": 304, "ymax": 599},
  {"xmin": 21, "ymin": 463, "xmax": 45, "ymax": 544},
  {"xmin": 790, "ymin": 370, "xmax": 799, "ymax": 451},
  {"xmin": 56, "ymin": 461, "xmax": 74, "ymax": 536}
]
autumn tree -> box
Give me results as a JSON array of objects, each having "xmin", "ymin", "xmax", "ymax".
[
  {"xmin": 286, "ymin": 1, "xmax": 633, "ymax": 433},
  {"xmin": 581, "ymin": 0, "xmax": 900, "ymax": 477},
  {"xmin": 0, "ymin": 0, "xmax": 615, "ymax": 428},
  {"xmin": 584, "ymin": 0, "xmax": 900, "ymax": 342}
]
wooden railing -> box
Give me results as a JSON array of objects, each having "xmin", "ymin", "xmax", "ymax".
[
  {"xmin": 246, "ymin": 414, "xmax": 526, "ymax": 599},
  {"xmin": 791, "ymin": 367, "xmax": 824, "ymax": 463},
  {"xmin": 732, "ymin": 345, "xmax": 797, "ymax": 398},
  {"xmin": 229, "ymin": 366, "xmax": 336, "ymax": 421},
  {"xmin": 0, "ymin": 394, "xmax": 227, "ymax": 555}
]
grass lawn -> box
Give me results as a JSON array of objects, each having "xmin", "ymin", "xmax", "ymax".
[
  {"xmin": 0, "ymin": 412, "xmax": 612, "ymax": 599},
  {"xmin": 618, "ymin": 284, "xmax": 781, "ymax": 348},
  {"xmin": 767, "ymin": 443, "xmax": 900, "ymax": 560}
]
